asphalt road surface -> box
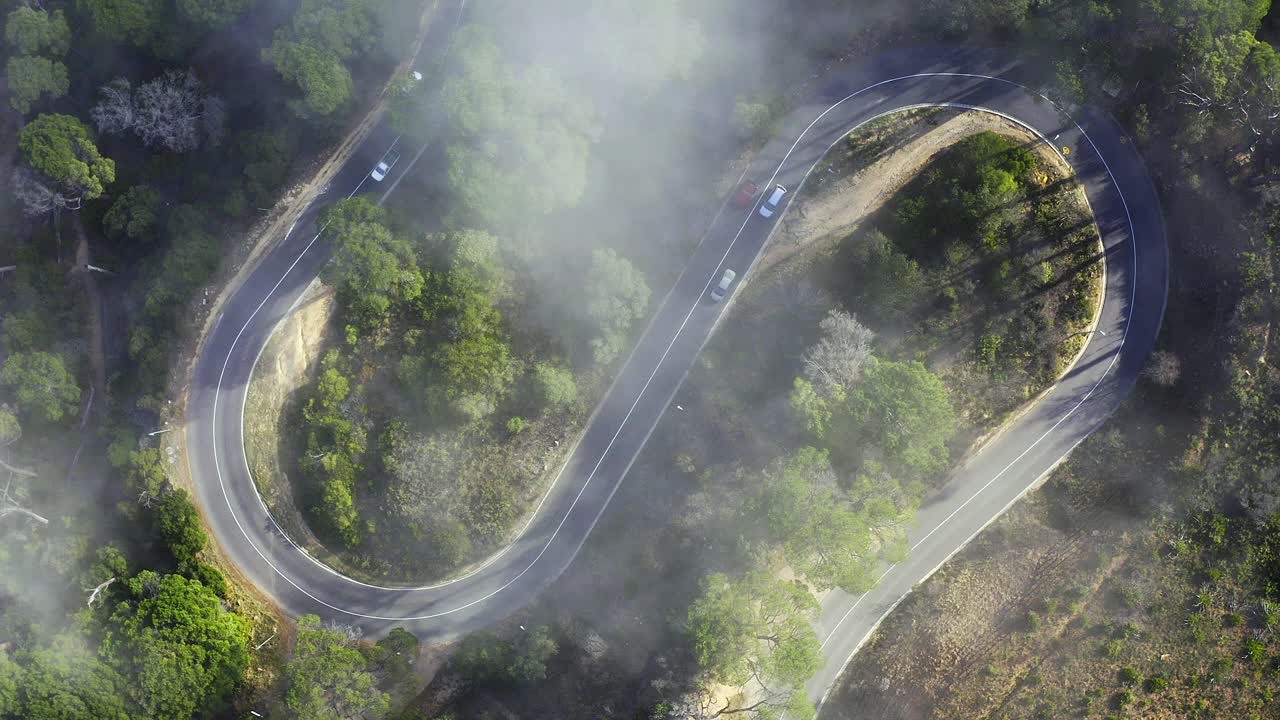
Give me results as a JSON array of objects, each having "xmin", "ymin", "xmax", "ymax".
[{"xmin": 184, "ymin": 41, "xmax": 1166, "ymax": 706}]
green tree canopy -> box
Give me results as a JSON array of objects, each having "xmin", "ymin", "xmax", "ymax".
[
  {"xmin": 842, "ymin": 358, "xmax": 956, "ymax": 478},
  {"xmin": 454, "ymin": 625, "xmax": 559, "ymax": 684},
  {"xmin": 5, "ymin": 56, "xmax": 69, "ymax": 114},
  {"xmin": 278, "ymin": 0, "xmax": 374, "ymax": 59},
  {"xmin": 0, "ymin": 405, "xmax": 20, "ymax": 448},
  {"xmin": 0, "ymin": 649, "xmax": 20, "ymax": 715},
  {"xmin": 103, "ymin": 185, "xmax": 163, "ymax": 242},
  {"xmin": 176, "ymin": 0, "xmax": 251, "ymax": 31},
  {"xmin": 75, "ymin": 0, "xmax": 164, "ymax": 47},
  {"xmin": 1152, "ymin": 0, "xmax": 1269, "ymax": 61},
  {"xmin": 919, "ymin": 0, "xmax": 1032, "ymax": 36},
  {"xmin": 266, "ymin": 0, "xmax": 375, "ymax": 118},
  {"xmin": 0, "ymin": 351, "xmax": 80, "ymax": 425},
  {"xmin": 790, "ymin": 377, "xmax": 833, "ymax": 438},
  {"xmin": 102, "ymin": 571, "xmax": 251, "ymax": 720},
  {"xmin": 532, "ymin": 362, "xmax": 577, "ymax": 410},
  {"xmin": 686, "ymin": 571, "xmax": 821, "ymax": 719},
  {"xmin": 285, "ymin": 614, "xmax": 389, "ymax": 720},
  {"xmin": 125, "ymin": 447, "xmax": 169, "ymax": 498},
  {"xmin": 140, "ymin": 204, "xmax": 219, "ymax": 320},
  {"xmin": 442, "ymin": 228, "xmax": 506, "ymax": 296},
  {"xmin": 4, "ymin": 7, "xmax": 71, "ymax": 56},
  {"xmin": 1, "ymin": 310, "xmax": 47, "ymax": 353},
  {"xmin": 153, "ymin": 488, "xmax": 208, "ymax": 564},
  {"xmin": 431, "ymin": 323, "xmax": 514, "ymax": 422},
  {"xmin": 16, "ymin": 635, "xmax": 130, "ymax": 720},
  {"xmin": 439, "ymin": 25, "xmax": 597, "ymax": 228},
  {"xmin": 267, "ymin": 41, "xmax": 354, "ymax": 117},
  {"xmin": 507, "ymin": 625, "xmax": 558, "ymax": 683},
  {"xmin": 404, "ymin": 261, "xmax": 515, "ymax": 423},
  {"xmin": 583, "ymin": 248, "xmax": 650, "ymax": 364},
  {"xmin": 299, "ymin": 360, "xmax": 366, "ymax": 548},
  {"xmin": 359, "ymin": 626, "xmax": 420, "ymax": 689},
  {"xmin": 837, "ymin": 229, "xmax": 926, "ymax": 328},
  {"xmin": 753, "ymin": 448, "xmax": 913, "ymax": 593},
  {"xmin": 319, "ymin": 197, "xmax": 423, "ymax": 328},
  {"xmin": 240, "ymin": 126, "xmax": 297, "ymax": 204},
  {"xmin": 18, "ymin": 114, "xmax": 116, "ymax": 201}
]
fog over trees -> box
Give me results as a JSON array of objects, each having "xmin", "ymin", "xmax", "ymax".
[{"xmin": 5, "ymin": 0, "xmax": 1280, "ymax": 719}]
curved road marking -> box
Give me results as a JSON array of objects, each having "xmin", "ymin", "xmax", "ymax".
[
  {"xmin": 208, "ymin": 72, "xmax": 1141, "ymax": 626},
  {"xmin": 809, "ymin": 97, "xmax": 1142, "ymax": 709}
]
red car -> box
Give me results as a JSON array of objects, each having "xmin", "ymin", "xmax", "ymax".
[{"xmin": 732, "ymin": 180, "xmax": 759, "ymax": 209}]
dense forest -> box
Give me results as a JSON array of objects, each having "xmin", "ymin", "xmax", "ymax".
[
  {"xmin": 5, "ymin": 0, "xmax": 1280, "ymax": 719},
  {"xmin": 0, "ymin": 0, "xmax": 429, "ymax": 717}
]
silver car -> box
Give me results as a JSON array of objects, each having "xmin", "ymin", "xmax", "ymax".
[
  {"xmin": 759, "ymin": 184, "xmax": 787, "ymax": 218},
  {"xmin": 709, "ymin": 268, "xmax": 737, "ymax": 302}
]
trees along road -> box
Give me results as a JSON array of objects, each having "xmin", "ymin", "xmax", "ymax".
[{"xmin": 184, "ymin": 42, "xmax": 1167, "ymax": 707}]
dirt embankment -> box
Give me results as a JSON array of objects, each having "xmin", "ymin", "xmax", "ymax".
[{"xmin": 243, "ymin": 280, "xmax": 335, "ymax": 555}]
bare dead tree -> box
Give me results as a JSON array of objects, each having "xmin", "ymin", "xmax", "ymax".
[
  {"xmin": 802, "ymin": 308, "xmax": 875, "ymax": 395},
  {"xmin": 137, "ymin": 489, "xmax": 159, "ymax": 508},
  {"xmin": 133, "ymin": 69, "xmax": 204, "ymax": 152},
  {"xmin": 11, "ymin": 167, "xmax": 77, "ymax": 216},
  {"xmin": 0, "ymin": 456, "xmax": 37, "ymax": 479},
  {"xmin": 324, "ymin": 620, "xmax": 364, "ymax": 644},
  {"xmin": 86, "ymin": 577, "xmax": 116, "ymax": 607},
  {"xmin": 90, "ymin": 77, "xmax": 136, "ymax": 135},
  {"xmin": 0, "ymin": 506, "xmax": 49, "ymax": 524},
  {"xmin": 1173, "ymin": 70, "xmax": 1218, "ymax": 116},
  {"xmin": 1, "ymin": 461, "xmax": 47, "ymax": 527},
  {"xmin": 91, "ymin": 69, "xmax": 227, "ymax": 152},
  {"xmin": 1173, "ymin": 69, "xmax": 1280, "ymax": 146}
]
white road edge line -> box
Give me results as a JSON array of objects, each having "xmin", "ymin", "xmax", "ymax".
[{"xmin": 808, "ymin": 89, "xmax": 1144, "ymax": 710}]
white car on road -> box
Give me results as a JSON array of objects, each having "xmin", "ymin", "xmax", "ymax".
[
  {"xmin": 371, "ymin": 149, "xmax": 400, "ymax": 182},
  {"xmin": 709, "ymin": 268, "xmax": 737, "ymax": 302}
]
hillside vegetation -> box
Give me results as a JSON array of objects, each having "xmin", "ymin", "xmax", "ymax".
[
  {"xmin": 264, "ymin": 2, "xmax": 732, "ymax": 581},
  {"xmin": 827, "ymin": 212, "xmax": 1280, "ymax": 718},
  {"xmin": 412, "ymin": 115, "xmax": 1101, "ymax": 720},
  {"xmin": 1, "ymin": 1, "xmax": 431, "ymax": 717}
]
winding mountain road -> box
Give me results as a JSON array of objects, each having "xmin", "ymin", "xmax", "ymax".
[{"xmin": 183, "ymin": 44, "xmax": 1166, "ymax": 706}]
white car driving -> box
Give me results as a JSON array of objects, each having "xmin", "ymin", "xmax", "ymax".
[
  {"xmin": 371, "ymin": 149, "xmax": 400, "ymax": 182},
  {"xmin": 709, "ymin": 268, "xmax": 737, "ymax": 303}
]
